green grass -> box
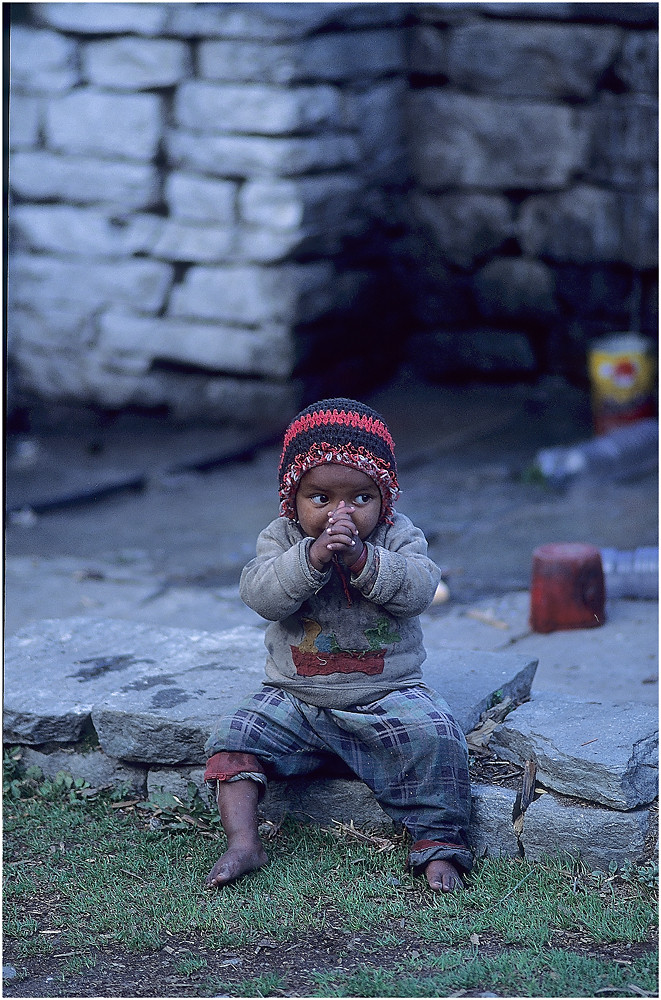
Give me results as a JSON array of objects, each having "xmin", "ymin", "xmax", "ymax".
[
  {"xmin": 3, "ymin": 750, "xmax": 658, "ymax": 997},
  {"xmin": 201, "ymin": 972, "xmax": 286, "ymax": 997},
  {"xmin": 307, "ymin": 951, "xmax": 659, "ymax": 998}
]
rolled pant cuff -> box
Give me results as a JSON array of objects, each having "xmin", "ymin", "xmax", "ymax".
[
  {"xmin": 203, "ymin": 752, "xmax": 268, "ymax": 800},
  {"xmin": 407, "ymin": 839, "xmax": 474, "ymax": 876},
  {"xmin": 203, "ymin": 751, "xmax": 266, "ymax": 783}
]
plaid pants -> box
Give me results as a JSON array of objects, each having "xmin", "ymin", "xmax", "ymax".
[{"xmin": 205, "ymin": 683, "xmax": 473, "ymax": 872}]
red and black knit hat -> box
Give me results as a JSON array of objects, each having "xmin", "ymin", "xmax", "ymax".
[{"xmin": 278, "ymin": 398, "xmax": 399, "ymax": 523}]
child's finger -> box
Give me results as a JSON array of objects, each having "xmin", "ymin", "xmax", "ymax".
[
  {"xmin": 325, "ymin": 526, "xmax": 355, "ymax": 548},
  {"xmin": 328, "ymin": 521, "xmax": 358, "ymax": 538}
]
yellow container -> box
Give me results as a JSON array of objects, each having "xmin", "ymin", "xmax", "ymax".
[{"xmin": 588, "ymin": 333, "xmax": 656, "ymax": 434}]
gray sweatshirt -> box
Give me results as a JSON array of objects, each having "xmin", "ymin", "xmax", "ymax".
[{"xmin": 239, "ymin": 512, "xmax": 441, "ymax": 709}]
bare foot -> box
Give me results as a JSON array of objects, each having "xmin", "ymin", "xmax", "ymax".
[
  {"xmin": 205, "ymin": 842, "xmax": 268, "ymax": 888},
  {"xmin": 425, "ymin": 858, "xmax": 463, "ymax": 893}
]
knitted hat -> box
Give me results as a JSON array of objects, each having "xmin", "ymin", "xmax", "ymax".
[{"xmin": 278, "ymin": 398, "xmax": 399, "ymax": 523}]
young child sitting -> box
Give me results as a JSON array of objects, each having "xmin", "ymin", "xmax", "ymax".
[{"xmin": 203, "ymin": 398, "xmax": 473, "ymax": 893}]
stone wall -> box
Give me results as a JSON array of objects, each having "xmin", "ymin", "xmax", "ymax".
[
  {"xmin": 8, "ymin": 1, "xmax": 408, "ymax": 424},
  {"xmin": 405, "ymin": 2, "xmax": 658, "ymax": 381},
  {"xmin": 7, "ymin": 2, "xmax": 658, "ymax": 423}
]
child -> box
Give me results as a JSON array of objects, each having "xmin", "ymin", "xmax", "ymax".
[{"xmin": 203, "ymin": 398, "xmax": 473, "ymax": 893}]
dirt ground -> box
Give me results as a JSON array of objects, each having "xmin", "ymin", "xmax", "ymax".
[
  {"xmin": 6, "ymin": 375, "xmax": 658, "ymax": 603},
  {"xmin": 3, "ymin": 922, "xmax": 657, "ymax": 998}
]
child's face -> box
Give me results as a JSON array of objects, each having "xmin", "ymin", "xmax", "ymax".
[{"xmin": 295, "ymin": 464, "xmax": 381, "ymax": 541}]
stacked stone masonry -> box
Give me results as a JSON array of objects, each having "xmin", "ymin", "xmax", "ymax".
[
  {"xmin": 8, "ymin": 2, "xmax": 658, "ymax": 422},
  {"xmin": 5, "ymin": 617, "xmax": 658, "ymax": 872}
]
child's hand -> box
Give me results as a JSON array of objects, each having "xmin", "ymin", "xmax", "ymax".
[{"xmin": 308, "ymin": 501, "xmax": 364, "ymax": 571}]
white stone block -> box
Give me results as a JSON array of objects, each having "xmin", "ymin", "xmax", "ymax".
[
  {"xmin": 353, "ymin": 79, "xmax": 407, "ymax": 181},
  {"xmin": 518, "ymin": 185, "xmax": 623, "ymax": 265},
  {"xmin": 169, "ymin": 261, "xmax": 331, "ymax": 326},
  {"xmin": 151, "ymin": 220, "xmax": 234, "ymax": 263},
  {"xmin": 82, "ymin": 366, "xmax": 149, "ymax": 409},
  {"xmin": 83, "ymin": 37, "xmax": 191, "ymax": 90},
  {"xmin": 9, "ymin": 151, "xmax": 160, "ymax": 209},
  {"xmin": 410, "ymin": 192, "xmax": 513, "ymax": 269},
  {"xmin": 166, "ymin": 129, "xmax": 360, "ymax": 178},
  {"xmin": 239, "ymin": 179, "xmax": 305, "ymax": 229},
  {"xmin": 21, "ymin": 747, "xmax": 147, "ymax": 796},
  {"xmin": 169, "ymin": 264, "xmax": 296, "ymax": 325},
  {"xmin": 294, "ymin": 29, "xmax": 405, "ymax": 80},
  {"xmin": 46, "ymin": 89, "xmax": 163, "ymax": 161},
  {"xmin": 239, "ymin": 174, "xmax": 363, "ymax": 237},
  {"xmin": 408, "ymin": 25, "xmax": 449, "ymax": 75},
  {"xmin": 201, "ymin": 29, "xmax": 405, "ymax": 83},
  {"xmin": 10, "ymin": 26, "xmax": 78, "ymax": 93},
  {"xmin": 98, "ymin": 310, "xmax": 294, "ymax": 378},
  {"xmin": 9, "ymin": 303, "xmax": 96, "ymax": 352},
  {"xmin": 10, "ymin": 253, "xmax": 172, "ymax": 314},
  {"xmin": 165, "ymin": 3, "xmax": 347, "ymax": 41},
  {"xmin": 164, "ymin": 172, "xmax": 236, "ymax": 224},
  {"xmin": 175, "ymin": 81, "xmax": 344, "ymax": 135},
  {"xmin": 621, "ymin": 190, "xmax": 658, "ymax": 270},
  {"xmin": 236, "ymin": 227, "xmax": 345, "ymax": 263},
  {"xmin": 235, "ymin": 227, "xmax": 303, "ymax": 263},
  {"xmin": 588, "ymin": 94, "xmax": 657, "ymax": 191},
  {"xmin": 447, "ymin": 22, "xmax": 620, "ymax": 100},
  {"xmin": 198, "ymin": 40, "xmax": 299, "ymax": 84},
  {"xmin": 470, "ymin": 784, "xmax": 520, "ymax": 859},
  {"xmin": 34, "ymin": 2, "xmax": 167, "ymax": 35},
  {"xmin": 408, "ymin": 91, "xmax": 589, "ymax": 190},
  {"xmin": 522, "ymin": 793, "xmax": 651, "ymax": 870},
  {"xmin": 12, "ymin": 343, "xmax": 94, "ymax": 401},
  {"xmin": 10, "ymin": 205, "xmax": 160, "ymax": 258},
  {"xmin": 474, "ymin": 257, "xmax": 556, "ymax": 321},
  {"xmin": 616, "ymin": 31, "xmax": 658, "ymax": 94},
  {"xmin": 147, "ymin": 767, "xmax": 206, "ymax": 802},
  {"xmin": 8, "ymin": 94, "xmax": 41, "ymax": 149}
]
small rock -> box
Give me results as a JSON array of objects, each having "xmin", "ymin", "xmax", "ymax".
[
  {"xmin": 3, "ymin": 966, "xmax": 18, "ymax": 981},
  {"xmin": 9, "ymin": 508, "xmax": 38, "ymax": 528}
]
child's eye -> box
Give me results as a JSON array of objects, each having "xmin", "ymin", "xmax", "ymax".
[
  {"xmin": 310, "ymin": 493, "xmax": 329, "ymax": 506},
  {"xmin": 354, "ymin": 493, "xmax": 375, "ymax": 506}
]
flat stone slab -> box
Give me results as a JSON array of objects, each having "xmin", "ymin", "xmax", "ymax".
[
  {"xmin": 469, "ymin": 784, "xmax": 652, "ymax": 871},
  {"xmin": 4, "ymin": 617, "xmax": 537, "ymax": 765},
  {"xmin": 491, "ymin": 692, "xmax": 658, "ymax": 810},
  {"xmin": 4, "ymin": 618, "xmax": 265, "ymax": 764},
  {"xmin": 521, "ymin": 791, "xmax": 651, "ymax": 870},
  {"xmin": 422, "ymin": 628, "xmax": 537, "ymax": 734},
  {"xmin": 20, "ymin": 745, "xmax": 147, "ymax": 797}
]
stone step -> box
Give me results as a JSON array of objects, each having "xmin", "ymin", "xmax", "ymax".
[
  {"xmin": 5, "ymin": 616, "xmax": 657, "ymax": 872},
  {"xmin": 17, "ymin": 746, "xmax": 655, "ymax": 874},
  {"xmin": 491, "ymin": 692, "xmax": 658, "ymax": 810},
  {"xmin": 3, "ymin": 617, "xmax": 537, "ymax": 761}
]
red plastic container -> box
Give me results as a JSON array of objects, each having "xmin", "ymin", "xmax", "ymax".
[{"xmin": 530, "ymin": 543, "xmax": 605, "ymax": 634}]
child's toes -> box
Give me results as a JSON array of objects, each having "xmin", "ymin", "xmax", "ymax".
[{"xmin": 425, "ymin": 859, "xmax": 463, "ymax": 893}]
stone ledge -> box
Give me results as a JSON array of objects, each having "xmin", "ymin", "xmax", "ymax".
[
  {"xmin": 15, "ymin": 748, "xmax": 656, "ymax": 872},
  {"xmin": 3, "ymin": 617, "xmax": 537, "ymax": 761},
  {"xmin": 491, "ymin": 692, "xmax": 659, "ymax": 810},
  {"xmin": 7, "ymin": 616, "xmax": 658, "ymax": 869}
]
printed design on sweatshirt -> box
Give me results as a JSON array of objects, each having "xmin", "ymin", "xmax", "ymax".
[{"xmin": 290, "ymin": 616, "xmax": 401, "ymax": 676}]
